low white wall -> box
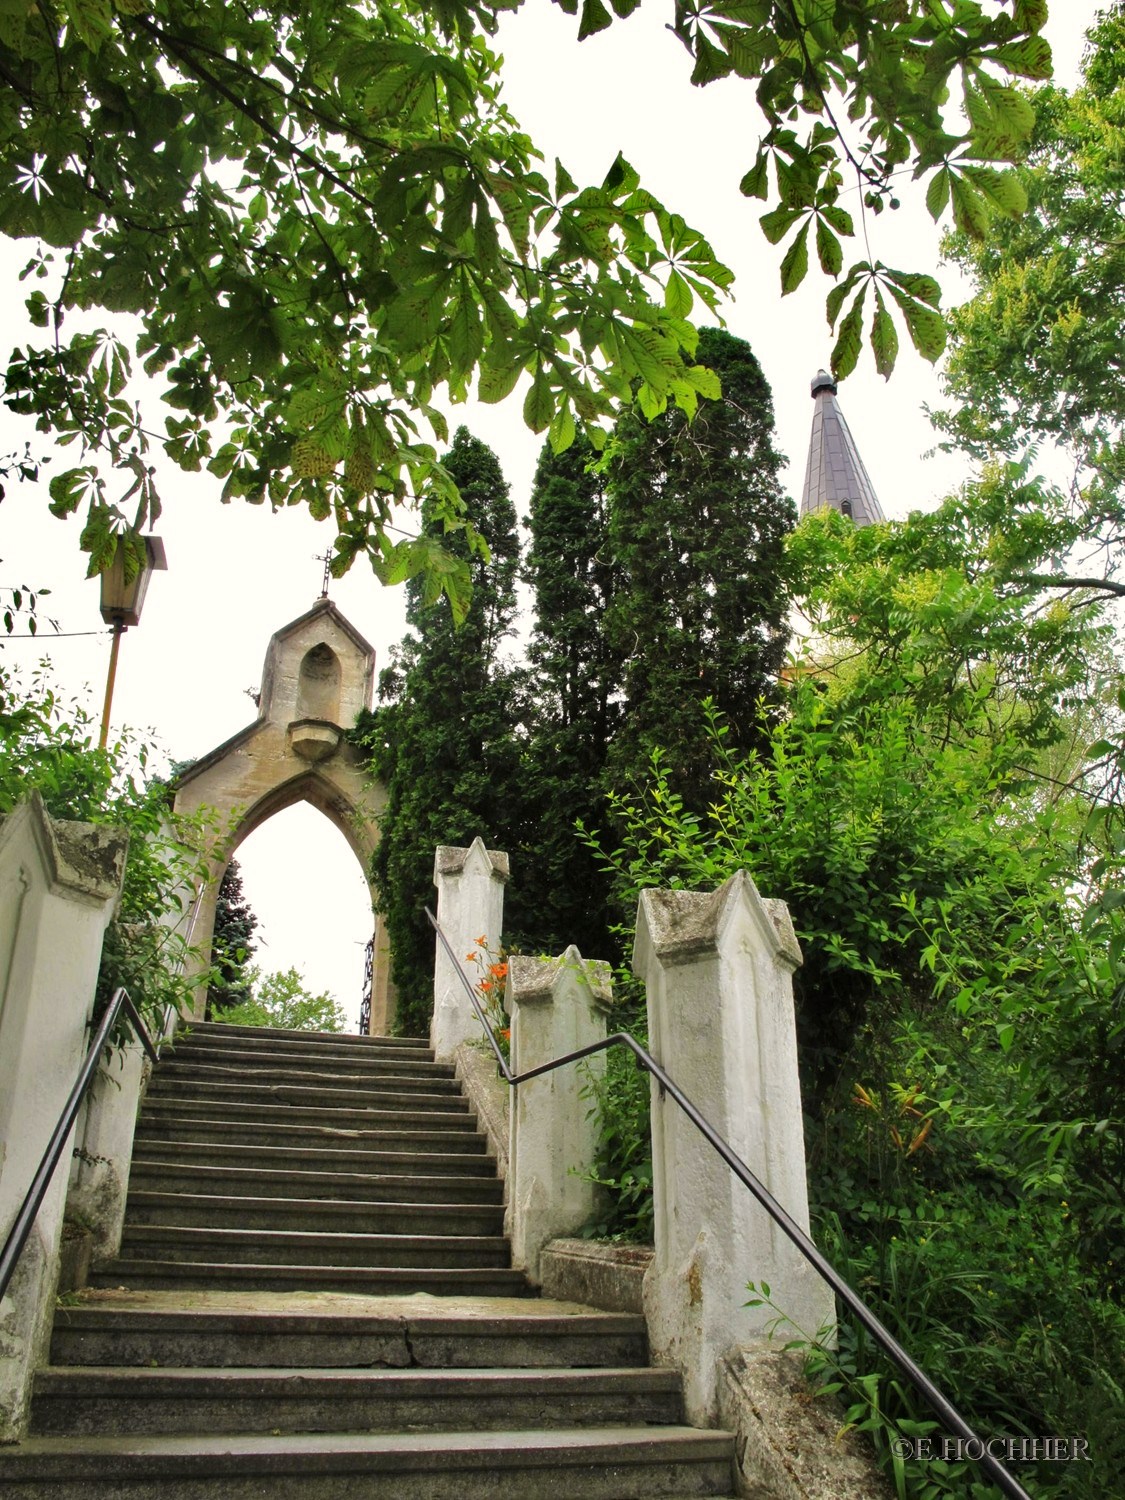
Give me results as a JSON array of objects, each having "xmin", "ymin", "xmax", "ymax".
[{"xmin": 0, "ymin": 795, "xmax": 127, "ymax": 1441}]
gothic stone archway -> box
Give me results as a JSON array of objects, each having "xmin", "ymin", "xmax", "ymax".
[{"xmin": 173, "ymin": 598, "xmax": 394, "ymax": 1031}]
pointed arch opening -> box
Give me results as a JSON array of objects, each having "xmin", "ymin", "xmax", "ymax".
[{"xmin": 222, "ymin": 802, "xmax": 373, "ymax": 1029}]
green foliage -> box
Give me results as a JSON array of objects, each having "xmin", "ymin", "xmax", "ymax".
[
  {"xmin": 206, "ymin": 860, "xmax": 258, "ymax": 1018},
  {"xmin": 0, "ymin": 663, "xmax": 213, "ymax": 1040},
  {"xmin": 587, "ymin": 486, "xmax": 1124, "ymax": 1494},
  {"xmin": 2, "ymin": 0, "xmax": 1053, "ymax": 601},
  {"xmin": 602, "ymin": 326, "xmax": 793, "ymax": 815},
  {"xmin": 1, "ymin": 0, "xmax": 734, "ymax": 606},
  {"xmin": 576, "ymin": 0, "xmax": 1049, "ymax": 379},
  {"xmin": 937, "ymin": 4, "xmax": 1125, "ymax": 598},
  {"xmin": 213, "ymin": 965, "xmax": 347, "ymax": 1031},
  {"xmin": 358, "ymin": 426, "xmax": 527, "ymax": 1033},
  {"xmin": 367, "ymin": 335, "xmax": 795, "ymax": 1042},
  {"xmin": 579, "ymin": 1026, "xmax": 654, "ymax": 1242},
  {"xmin": 519, "ymin": 431, "xmax": 624, "ymax": 957},
  {"xmin": 0, "ymin": 448, "xmax": 52, "ymax": 636},
  {"xmin": 519, "ymin": 330, "xmax": 793, "ymax": 967},
  {"xmin": 597, "ymin": 484, "xmax": 1115, "ymax": 1063}
]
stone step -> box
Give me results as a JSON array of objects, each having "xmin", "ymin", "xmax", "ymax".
[
  {"xmin": 31, "ymin": 1365, "xmax": 684, "ymax": 1436},
  {"xmin": 116, "ymin": 1225, "xmax": 510, "ymax": 1269},
  {"xmin": 167, "ymin": 1042, "xmax": 456, "ymax": 1080},
  {"xmin": 50, "ymin": 1297, "xmax": 648, "ymax": 1369},
  {"xmin": 85, "ymin": 1263, "xmax": 535, "ymax": 1297},
  {"xmin": 144, "ymin": 1076, "xmax": 472, "ymax": 1114},
  {"xmin": 128, "ymin": 1159, "xmax": 504, "ymax": 1203},
  {"xmin": 153, "ymin": 1058, "xmax": 465, "ymax": 1095},
  {"xmin": 185, "ymin": 1021, "xmax": 432, "ymax": 1051},
  {"xmin": 128, "ymin": 1139, "xmax": 495, "ymax": 1174},
  {"xmin": 124, "ymin": 1191, "xmax": 504, "ymax": 1237},
  {"xmin": 0, "ymin": 1425, "xmax": 736, "ymax": 1499},
  {"xmin": 132, "ymin": 1118, "xmax": 490, "ymax": 1154},
  {"xmin": 137, "ymin": 1097, "xmax": 479, "ymax": 1132}
]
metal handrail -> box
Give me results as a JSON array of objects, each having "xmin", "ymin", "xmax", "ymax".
[
  {"xmin": 427, "ymin": 907, "xmax": 1033, "ymax": 1500},
  {"xmin": 0, "ymin": 988, "xmax": 160, "ymax": 1303}
]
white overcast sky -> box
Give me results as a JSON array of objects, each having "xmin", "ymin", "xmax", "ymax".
[{"xmin": 0, "ymin": 3, "xmax": 1101, "ymax": 1025}]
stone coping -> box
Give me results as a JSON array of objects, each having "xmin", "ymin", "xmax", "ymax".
[
  {"xmin": 453, "ymin": 1042, "xmax": 510, "ymax": 1180},
  {"xmin": 539, "ymin": 1239, "xmax": 653, "ymax": 1315},
  {"xmin": 719, "ymin": 1344, "xmax": 892, "ymax": 1500}
]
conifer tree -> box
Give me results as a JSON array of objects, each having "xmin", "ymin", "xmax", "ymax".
[
  {"xmin": 603, "ymin": 326, "xmax": 794, "ymax": 810},
  {"xmin": 207, "ymin": 859, "xmax": 258, "ymax": 1018},
  {"xmin": 520, "ymin": 436, "xmax": 625, "ymax": 955},
  {"xmin": 361, "ymin": 427, "xmax": 525, "ymax": 1033}
]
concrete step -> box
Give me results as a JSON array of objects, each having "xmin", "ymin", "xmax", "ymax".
[
  {"xmin": 184, "ymin": 1021, "xmax": 432, "ymax": 1050},
  {"xmin": 137, "ymin": 1097, "xmax": 480, "ymax": 1132},
  {"xmin": 144, "ymin": 1076, "xmax": 473, "ymax": 1114},
  {"xmin": 127, "ymin": 1159, "xmax": 504, "ymax": 1203},
  {"xmin": 124, "ymin": 1191, "xmax": 504, "ymax": 1237},
  {"xmin": 127, "ymin": 1140, "xmax": 495, "ymax": 1175},
  {"xmin": 132, "ymin": 1117, "xmax": 490, "ymax": 1154},
  {"xmin": 85, "ymin": 1262, "xmax": 536, "ymax": 1296},
  {"xmin": 174, "ymin": 1032, "xmax": 446, "ymax": 1070},
  {"xmin": 164, "ymin": 1043, "xmax": 457, "ymax": 1081},
  {"xmin": 0, "ymin": 1425, "xmax": 735, "ymax": 1498},
  {"xmin": 50, "ymin": 1295, "xmax": 648, "ymax": 1369},
  {"xmin": 152, "ymin": 1059, "xmax": 465, "ymax": 1095},
  {"xmin": 116, "ymin": 1225, "xmax": 510, "ymax": 1269},
  {"xmin": 31, "ymin": 1365, "xmax": 684, "ymax": 1436}
]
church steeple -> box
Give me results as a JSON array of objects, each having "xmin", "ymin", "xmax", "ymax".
[{"xmin": 800, "ymin": 370, "xmax": 884, "ymax": 525}]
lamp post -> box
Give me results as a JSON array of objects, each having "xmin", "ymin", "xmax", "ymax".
[{"xmin": 97, "ymin": 534, "xmax": 167, "ymax": 750}]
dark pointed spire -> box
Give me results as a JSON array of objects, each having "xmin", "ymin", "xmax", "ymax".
[{"xmin": 800, "ymin": 370, "xmax": 884, "ymax": 525}]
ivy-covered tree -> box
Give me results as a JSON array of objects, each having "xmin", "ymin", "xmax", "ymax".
[
  {"xmin": 520, "ymin": 434, "xmax": 624, "ymax": 955},
  {"xmin": 206, "ymin": 859, "xmax": 258, "ymax": 1018},
  {"xmin": 2, "ymin": 0, "xmax": 1049, "ymax": 603},
  {"xmin": 603, "ymin": 326, "xmax": 794, "ymax": 812},
  {"xmin": 360, "ymin": 426, "xmax": 525, "ymax": 1033}
]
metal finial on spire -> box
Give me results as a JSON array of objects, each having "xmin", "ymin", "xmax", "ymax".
[
  {"xmin": 800, "ymin": 369, "xmax": 884, "ymax": 525},
  {"xmin": 314, "ymin": 549, "xmax": 333, "ymax": 599}
]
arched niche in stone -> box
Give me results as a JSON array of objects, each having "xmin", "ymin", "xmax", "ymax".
[
  {"xmin": 172, "ymin": 599, "xmax": 394, "ymax": 1032},
  {"xmin": 296, "ymin": 641, "xmax": 342, "ymax": 724}
]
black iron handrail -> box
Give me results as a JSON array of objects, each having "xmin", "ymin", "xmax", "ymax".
[
  {"xmin": 427, "ymin": 907, "xmax": 1033, "ymax": 1500},
  {"xmin": 0, "ymin": 988, "xmax": 160, "ymax": 1304}
]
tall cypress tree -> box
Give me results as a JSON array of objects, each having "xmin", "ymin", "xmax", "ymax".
[
  {"xmin": 362, "ymin": 427, "xmax": 525, "ymax": 1034},
  {"xmin": 206, "ymin": 859, "xmax": 258, "ymax": 1018},
  {"xmin": 520, "ymin": 435, "xmax": 625, "ymax": 956},
  {"xmin": 603, "ymin": 326, "xmax": 794, "ymax": 810}
]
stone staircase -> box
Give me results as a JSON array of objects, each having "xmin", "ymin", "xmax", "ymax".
[{"xmin": 0, "ymin": 1021, "xmax": 738, "ymax": 1497}]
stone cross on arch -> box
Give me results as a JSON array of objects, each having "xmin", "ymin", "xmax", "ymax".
[{"xmin": 172, "ymin": 598, "xmax": 394, "ymax": 1032}]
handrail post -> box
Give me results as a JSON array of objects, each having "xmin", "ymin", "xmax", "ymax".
[
  {"xmin": 0, "ymin": 795, "xmax": 128, "ymax": 1442},
  {"xmin": 64, "ymin": 993, "xmax": 159, "ymax": 1263},
  {"xmin": 506, "ymin": 948, "xmax": 613, "ymax": 1281},
  {"xmin": 634, "ymin": 873, "xmax": 835, "ymax": 1426},
  {"xmin": 431, "ymin": 839, "xmax": 509, "ymax": 1063}
]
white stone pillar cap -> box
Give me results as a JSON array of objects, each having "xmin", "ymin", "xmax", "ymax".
[
  {"xmin": 633, "ymin": 869, "xmax": 802, "ymax": 978},
  {"xmin": 0, "ymin": 791, "xmax": 129, "ymax": 909},
  {"xmin": 506, "ymin": 946, "xmax": 613, "ymax": 1013},
  {"xmin": 433, "ymin": 836, "xmax": 510, "ymax": 884}
]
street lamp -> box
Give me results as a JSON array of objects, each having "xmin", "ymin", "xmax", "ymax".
[{"xmin": 97, "ymin": 534, "xmax": 167, "ymax": 749}]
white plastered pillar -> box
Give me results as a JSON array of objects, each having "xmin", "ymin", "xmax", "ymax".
[
  {"xmin": 506, "ymin": 948, "xmax": 612, "ymax": 1282},
  {"xmin": 66, "ymin": 1036, "xmax": 150, "ymax": 1264},
  {"xmin": 0, "ymin": 795, "xmax": 127, "ymax": 1441},
  {"xmin": 633, "ymin": 871, "xmax": 835, "ymax": 1426},
  {"xmin": 431, "ymin": 838, "xmax": 508, "ymax": 1063}
]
